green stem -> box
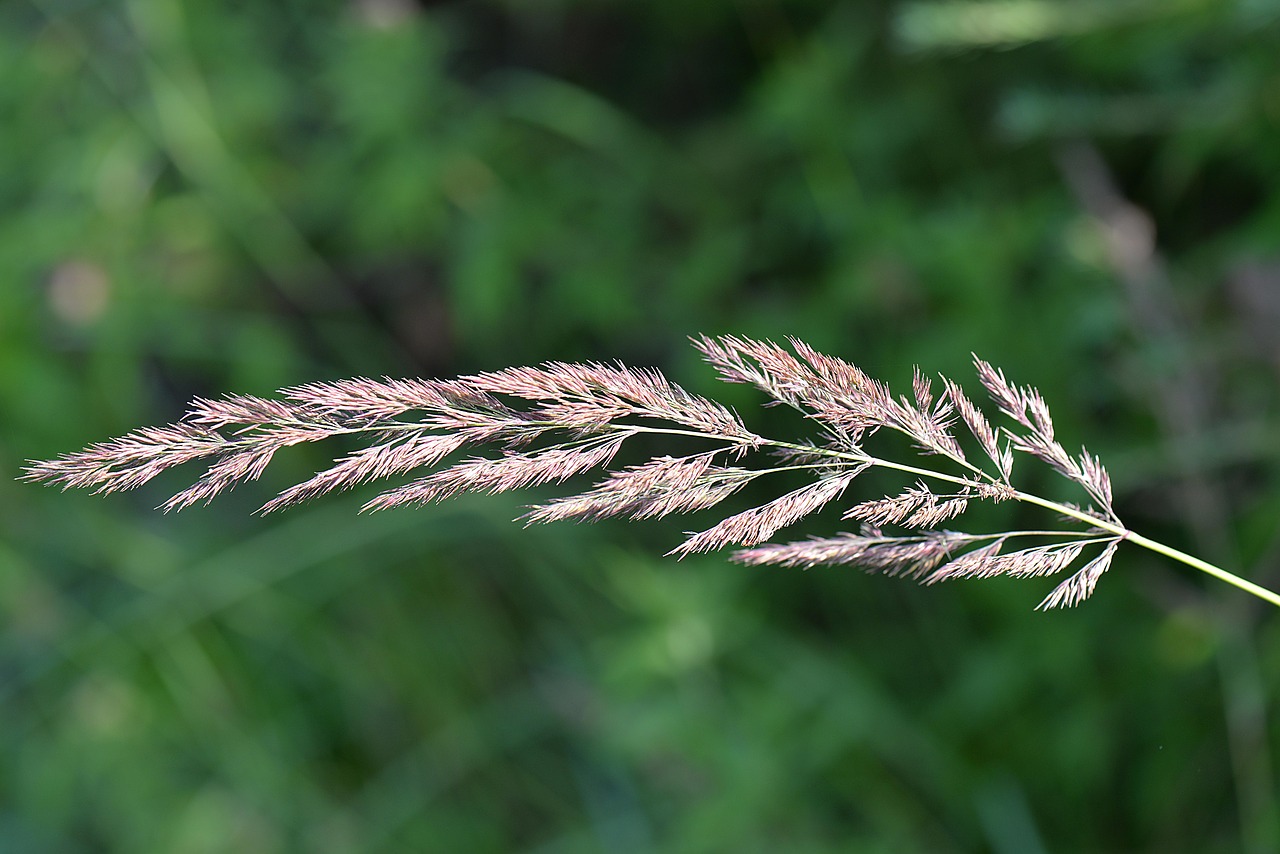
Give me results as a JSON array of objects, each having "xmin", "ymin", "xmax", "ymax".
[{"xmin": 1124, "ymin": 531, "xmax": 1280, "ymax": 608}]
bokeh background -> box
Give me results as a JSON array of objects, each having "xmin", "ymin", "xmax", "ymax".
[{"xmin": 4, "ymin": 1, "xmax": 1280, "ymax": 851}]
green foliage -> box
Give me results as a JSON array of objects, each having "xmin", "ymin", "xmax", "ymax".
[{"xmin": 3, "ymin": 0, "xmax": 1279, "ymax": 850}]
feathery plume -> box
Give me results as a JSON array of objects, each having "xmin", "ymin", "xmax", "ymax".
[{"xmin": 26, "ymin": 335, "xmax": 1274, "ymax": 610}]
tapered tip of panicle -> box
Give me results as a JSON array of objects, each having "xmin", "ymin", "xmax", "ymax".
[
  {"xmin": 688, "ymin": 333, "xmax": 718, "ymax": 354},
  {"xmin": 18, "ymin": 461, "xmax": 47, "ymax": 483},
  {"xmin": 664, "ymin": 542, "xmax": 690, "ymax": 560},
  {"xmin": 21, "ymin": 456, "xmax": 94, "ymax": 489},
  {"xmin": 255, "ymin": 498, "xmax": 287, "ymax": 516}
]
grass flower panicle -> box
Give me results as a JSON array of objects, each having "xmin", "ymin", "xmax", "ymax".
[{"xmin": 24, "ymin": 336, "xmax": 1280, "ymax": 610}]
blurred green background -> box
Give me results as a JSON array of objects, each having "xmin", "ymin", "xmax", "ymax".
[{"xmin": 4, "ymin": 0, "xmax": 1280, "ymax": 851}]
